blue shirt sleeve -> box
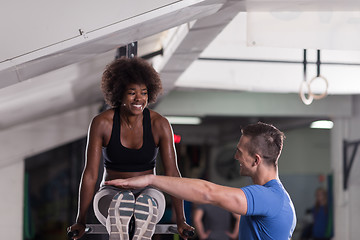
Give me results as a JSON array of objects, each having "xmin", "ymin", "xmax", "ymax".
[{"xmin": 241, "ymin": 184, "xmax": 283, "ymax": 217}]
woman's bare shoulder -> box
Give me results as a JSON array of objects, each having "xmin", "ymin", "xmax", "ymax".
[
  {"xmin": 91, "ymin": 108, "xmax": 115, "ymax": 128},
  {"xmin": 149, "ymin": 109, "xmax": 169, "ymax": 128}
]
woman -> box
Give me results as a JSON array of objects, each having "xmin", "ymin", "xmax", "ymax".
[
  {"xmin": 68, "ymin": 57, "xmax": 193, "ymax": 239},
  {"xmin": 312, "ymin": 187, "xmax": 332, "ymax": 240}
]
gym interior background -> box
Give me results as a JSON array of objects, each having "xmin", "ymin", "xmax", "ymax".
[{"xmin": 1, "ymin": 1, "xmax": 360, "ymax": 240}]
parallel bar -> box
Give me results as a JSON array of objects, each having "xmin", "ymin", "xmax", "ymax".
[
  {"xmin": 85, "ymin": 223, "xmax": 178, "ymax": 235},
  {"xmin": 198, "ymin": 56, "xmax": 360, "ymax": 66}
]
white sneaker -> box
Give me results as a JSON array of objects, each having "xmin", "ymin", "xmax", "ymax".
[
  {"xmin": 107, "ymin": 191, "xmax": 135, "ymax": 240},
  {"xmin": 132, "ymin": 194, "xmax": 158, "ymax": 240}
]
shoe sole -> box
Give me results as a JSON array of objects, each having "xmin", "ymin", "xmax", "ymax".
[
  {"xmin": 108, "ymin": 191, "xmax": 135, "ymax": 240},
  {"xmin": 133, "ymin": 194, "xmax": 158, "ymax": 240}
]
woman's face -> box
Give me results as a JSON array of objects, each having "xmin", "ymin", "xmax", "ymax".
[
  {"xmin": 316, "ymin": 189, "xmax": 327, "ymax": 206},
  {"xmin": 122, "ymin": 83, "xmax": 148, "ymax": 114}
]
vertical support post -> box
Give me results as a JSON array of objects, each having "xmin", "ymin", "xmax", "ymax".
[
  {"xmin": 115, "ymin": 46, "xmax": 127, "ymax": 59},
  {"xmin": 303, "ymin": 49, "xmax": 307, "ymax": 81},
  {"xmin": 115, "ymin": 41, "xmax": 138, "ymax": 59},
  {"xmin": 127, "ymin": 42, "xmax": 138, "ymax": 58},
  {"xmin": 316, "ymin": 49, "xmax": 321, "ymax": 77}
]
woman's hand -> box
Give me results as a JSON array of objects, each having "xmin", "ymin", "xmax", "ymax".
[
  {"xmin": 67, "ymin": 222, "xmax": 86, "ymax": 239},
  {"xmin": 104, "ymin": 174, "xmax": 152, "ymax": 189},
  {"xmin": 177, "ymin": 221, "xmax": 196, "ymax": 240}
]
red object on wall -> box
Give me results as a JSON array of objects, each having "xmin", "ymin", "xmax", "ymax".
[
  {"xmin": 174, "ymin": 134, "xmax": 181, "ymax": 143},
  {"xmin": 318, "ymin": 174, "xmax": 325, "ymax": 183}
]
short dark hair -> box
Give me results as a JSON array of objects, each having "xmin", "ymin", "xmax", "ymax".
[
  {"xmin": 101, "ymin": 57, "xmax": 163, "ymax": 108},
  {"xmin": 241, "ymin": 122, "xmax": 285, "ymax": 166}
]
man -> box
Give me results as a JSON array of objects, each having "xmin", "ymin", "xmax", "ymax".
[
  {"xmin": 106, "ymin": 122, "xmax": 297, "ymax": 239},
  {"xmin": 193, "ymin": 204, "xmax": 240, "ymax": 240}
]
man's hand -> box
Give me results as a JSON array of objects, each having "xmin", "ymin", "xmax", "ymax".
[{"xmin": 104, "ymin": 174, "xmax": 152, "ymax": 189}]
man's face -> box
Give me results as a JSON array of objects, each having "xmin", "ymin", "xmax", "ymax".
[{"xmin": 234, "ymin": 135, "xmax": 254, "ymax": 176}]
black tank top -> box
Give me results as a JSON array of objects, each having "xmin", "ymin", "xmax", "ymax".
[{"xmin": 102, "ymin": 107, "xmax": 159, "ymax": 172}]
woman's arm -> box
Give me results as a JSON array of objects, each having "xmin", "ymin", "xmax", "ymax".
[
  {"xmin": 151, "ymin": 112, "xmax": 194, "ymax": 237},
  {"xmin": 69, "ymin": 115, "xmax": 105, "ymax": 239}
]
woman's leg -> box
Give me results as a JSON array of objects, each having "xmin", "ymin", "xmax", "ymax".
[
  {"xmin": 93, "ymin": 186, "xmax": 166, "ymax": 240},
  {"xmin": 93, "ymin": 185, "xmax": 120, "ymax": 226},
  {"xmin": 141, "ymin": 187, "xmax": 165, "ymax": 223},
  {"xmin": 132, "ymin": 187, "xmax": 166, "ymax": 240}
]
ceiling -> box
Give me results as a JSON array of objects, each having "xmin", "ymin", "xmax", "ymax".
[{"xmin": 1, "ymin": 0, "xmax": 360, "ymax": 131}]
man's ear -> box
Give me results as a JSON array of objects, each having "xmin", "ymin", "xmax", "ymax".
[{"xmin": 254, "ymin": 154, "xmax": 261, "ymax": 166}]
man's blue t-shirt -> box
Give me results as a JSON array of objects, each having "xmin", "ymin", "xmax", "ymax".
[{"xmin": 239, "ymin": 179, "xmax": 296, "ymax": 240}]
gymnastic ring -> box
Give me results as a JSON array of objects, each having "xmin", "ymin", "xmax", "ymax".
[
  {"xmin": 308, "ymin": 75, "xmax": 328, "ymax": 100},
  {"xmin": 299, "ymin": 80, "xmax": 313, "ymax": 105}
]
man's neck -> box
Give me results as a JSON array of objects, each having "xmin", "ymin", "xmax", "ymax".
[{"xmin": 252, "ymin": 167, "xmax": 278, "ymax": 185}]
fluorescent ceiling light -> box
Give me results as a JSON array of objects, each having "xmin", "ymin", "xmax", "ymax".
[
  {"xmin": 165, "ymin": 116, "xmax": 201, "ymax": 125},
  {"xmin": 310, "ymin": 120, "xmax": 334, "ymax": 129}
]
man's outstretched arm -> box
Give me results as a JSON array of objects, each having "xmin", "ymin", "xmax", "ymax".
[{"xmin": 105, "ymin": 174, "xmax": 248, "ymax": 216}]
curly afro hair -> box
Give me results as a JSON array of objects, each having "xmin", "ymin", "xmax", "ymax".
[{"xmin": 101, "ymin": 57, "xmax": 163, "ymax": 108}]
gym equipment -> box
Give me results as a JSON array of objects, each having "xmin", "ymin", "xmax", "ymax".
[{"xmin": 67, "ymin": 223, "xmax": 195, "ymax": 238}]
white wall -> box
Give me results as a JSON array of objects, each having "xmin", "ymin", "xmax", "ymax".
[
  {"xmin": 0, "ymin": 160, "xmax": 24, "ymax": 240},
  {"xmin": 0, "ymin": 104, "xmax": 99, "ymax": 240},
  {"xmin": 332, "ymin": 95, "xmax": 360, "ymax": 240},
  {"xmin": 280, "ymin": 128, "xmax": 331, "ymax": 174}
]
